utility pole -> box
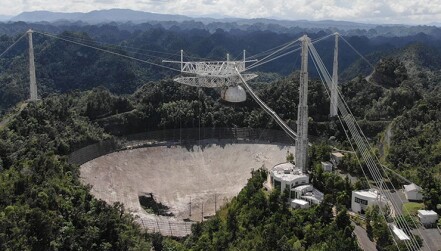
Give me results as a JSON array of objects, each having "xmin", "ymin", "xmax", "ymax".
[
  {"xmin": 189, "ymin": 196, "xmax": 192, "ymax": 218},
  {"xmin": 295, "ymin": 35, "xmax": 309, "ymax": 173},
  {"xmin": 27, "ymin": 29, "xmax": 38, "ymax": 101},
  {"xmin": 214, "ymin": 193, "xmax": 217, "ymax": 212},
  {"xmin": 330, "ymin": 33, "xmax": 339, "ymax": 117},
  {"xmin": 201, "ymin": 202, "xmax": 204, "ymax": 222}
]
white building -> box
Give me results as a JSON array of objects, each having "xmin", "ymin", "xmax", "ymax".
[
  {"xmin": 291, "ymin": 199, "xmax": 310, "ymax": 209},
  {"xmin": 403, "ymin": 183, "xmax": 423, "ymax": 201},
  {"xmin": 269, "ymin": 162, "xmax": 309, "ymax": 192},
  {"xmin": 331, "ymin": 152, "xmax": 344, "ymax": 166},
  {"xmin": 418, "ymin": 210, "xmax": 439, "ymax": 226},
  {"xmin": 351, "ymin": 189, "xmax": 387, "ymax": 214},
  {"xmin": 321, "ymin": 161, "xmax": 333, "ymax": 172},
  {"xmin": 268, "ymin": 162, "xmax": 323, "ymax": 207}
]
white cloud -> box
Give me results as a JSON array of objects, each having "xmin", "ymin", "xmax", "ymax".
[{"xmin": 1, "ymin": 0, "xmax": 441, "ymax": 24}]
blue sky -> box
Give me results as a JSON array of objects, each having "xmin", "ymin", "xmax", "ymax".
[{"xmin": 3, "ymin": 0, "xmax": 441, "ymax": 24}]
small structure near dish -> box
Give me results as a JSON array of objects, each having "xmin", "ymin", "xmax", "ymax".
[
  {"xmin": 321, "ymin": 161, "xmax": 333, "ymax": 172},
  {"xmin": 291, "ymin": 199, "xmax": 310, "ymax": 209},
  {"xmin": 351, "ymin": 189, "xmax": 388, "ymax": 214},
  {"xmin": 418, "ymin": 210, "xmax": 439, "ymax": 227},
  {"xmin": 403, "ymin": 183, "xmax": 423, "ymax": 201},
  {"xmin": 268, "ymin": 162, "xmax": 323, "ymax": 207}
]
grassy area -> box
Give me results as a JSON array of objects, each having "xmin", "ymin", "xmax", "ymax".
[{"xmin": 402, "ymin": 202, "xmax": 424, "ymax": 216}]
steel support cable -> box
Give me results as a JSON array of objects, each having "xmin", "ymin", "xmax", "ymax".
[
  {"xmin": 246, "ymin": 38, "xmax": 300, "ymax": 69},
  {"xmin": 245, "ymin": 33, "xmax": 334, "ymax": 61},
  {"xmin": 309, "ymin": 42, "xmax": 419, "ymax": 250},
  {"xmin": 309, "ymin": 43, "xmax": 422, "ymax": 251},
  {"xmin": 339, "ymin": 35, "xmax": 375, "ymax": 69},
  {"xmin": 245, "ymin": 43, "xmax": 300, "ymax": 70},
  {"xmin": 245, "ymin": 45, "xmax": 302, "ymax": 71},
  {"xmin": 46, "ymin": 32, "xmax": 189, "ymax": 64},
  {"xmin": 309, "ymin": 51, "xmax": 403, "ymax": 250},
  {"xmin": 324, "ymin": 42, "xmax": 429, "ymax": 249},
  {"xmin": 34, "ymin": 31, "xmax": 181, "ymax": 72},
  {"xmin": 309, "ymin": 45, "xmax": 420, "ymax": 251},
  {"xmin": 332, "ymin": 74, "xmax": 427, "ymax": 250},
  {"xmin": 41, "ymin": 31, "xmax": 187, "ymax": 57},
  {"xmin": 38, "ymin": 30, "xmax": 179, "ymax": 62},
  {"xmin": 310, "ymin": 33, "xmax": 337, "ymax": 45},
  {"xmin": 0, "ymin": 33, "xmax": 27, "ymax": 58},
  {"xmin": 234, "ymin": 66, "xmax": 298, "ymax": 141},
  {"xmin": 246, "ymin": 39, "xmax": 302, "ymax": 60},
  {"xmin": 349, "ymin": 98, "xmax": 431, "ymax": 250},
  {"xmin": 245, "ymin": 33, "xmax": 335, "ymax": 72},
  {"xmin": 47, "ymin": 31, "xmax": 234, "ymax": 62}
]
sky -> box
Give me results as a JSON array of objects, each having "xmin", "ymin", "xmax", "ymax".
[{"xmin": 1, "ymin": 0, "xmax": 441, "ymax": 25}]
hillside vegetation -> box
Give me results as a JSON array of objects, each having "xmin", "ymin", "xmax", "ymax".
[{"xmin": 0, "ymin": 20, "xmax": 441, "ymax": 250}]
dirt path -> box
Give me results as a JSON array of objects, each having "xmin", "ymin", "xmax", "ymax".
[{"xmin": 0, "ymin": 102, "xmax": 27, "ymax": 130}]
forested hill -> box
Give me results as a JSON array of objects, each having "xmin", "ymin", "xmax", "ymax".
[
  {"xmin": 5, "ymin": 9, "xmax": 441, "ymax": 38},
  {"xmin": 2, "ymin": 20, "xmax": 441, "ymax": 115}
]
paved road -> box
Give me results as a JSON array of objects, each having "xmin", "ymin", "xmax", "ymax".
[
  {"xmin": 415, "ymin": 228, "xmax": 441, "ymax": 251},
  {"xmin": 388, "ymin": 189, "xmax": 407, "ymax": 216},
  {"xmin": 353, "ymin": 223, "xmax": 377, "ymax": 251}
]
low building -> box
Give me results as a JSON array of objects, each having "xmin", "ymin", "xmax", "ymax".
[
  {"xmin": 418, "ymin": 210, "xmax": 439, "ymax": 227},
  {"xmin": 351, "ymin": 189, "xmax": 387, "ymax": 214},
  {"xmin": 403, "ymin": 183, "xmax": 423, "ymax": 201},
  {"xmin": 331, "ymin": 152, "xmax": 344, "ymax": 166},
  {"xmin": 291, "ymin": 184, "xmax": 324, "ymax": 205},
  {"xmin": 301, "ymin": 189, "xmax": 324, "ymax": 205},
  {"xmin": 321, "ymin": 161, "xmax": 333, "ymax": 172},
  {"xmin": 291, "ymin": 199, "xmax": 310, "ymax": 209}
]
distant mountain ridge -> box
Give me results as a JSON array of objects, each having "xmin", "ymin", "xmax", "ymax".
[
  {"xmin": 10, "ymin": 8, "xmax": 380, "ymax": 30},
  {"xmin": 11, "ymin": 9, "xmax": 192, "ymax": 23}
]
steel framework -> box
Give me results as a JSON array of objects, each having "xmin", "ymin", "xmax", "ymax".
[{"xmin": 164, "ymin": 50, "xmax": 257, "ymax": 88}]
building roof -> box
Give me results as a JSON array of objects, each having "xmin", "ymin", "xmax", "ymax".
[
  {"xmin": 291, "ymin": 199, "xmax": 309, "ymax": 206},
  {"xmin": 293, "ymin": 184, "xmax": 313, "ymax": 192},
  {"xmin": 302, "ymin": 188, "xmax": 324, "ymax": 203},
  {"xmin": 272, "ymin": 162, "xmax": 295, "ymax": 172},
  {"xmin": 331, "ymin": 152, "xmax": 344, "ymax": 158},
  {"xmin": 353, "ymin": 189, "xmax": 385, "ymax": 200},
  {"xmin": 418, "ymin": 210, "xmax": 438, "ymax": 216},
  {"xmin": 403, "ymin": 183, "xmax": 422, "ymax": 192},
  {"xmin": 391, "ymin": 225, "xmax": 410, "ymax": 241},
  {"xmin": 271, "ymin": 162, "xmax": 308, "ymax": 183},
  {"xmin": 321, "ymin": 161, "xmax": 332, "ymax": 166}
]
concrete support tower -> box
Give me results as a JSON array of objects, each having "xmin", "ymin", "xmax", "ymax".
[
  {"xmin": 330, "ymin": 33, "xmax": 339, "ymax": 117},
  {"xmin": 27, "ymin": 29, "xmax": 38, "ymax": 101},
  {"xmin": 295, "ymin": 35, "xmax": 309, "ymax": 172}
]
